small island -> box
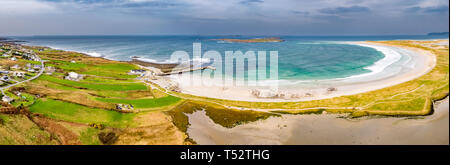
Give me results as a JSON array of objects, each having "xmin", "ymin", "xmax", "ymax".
[
  {"xmin": 212, "ymin": 37, "xmax": 284, "ymax": 43},
  {"xmin": 428, "ymin": 32, "xmax": 449, "ymax": 36}
]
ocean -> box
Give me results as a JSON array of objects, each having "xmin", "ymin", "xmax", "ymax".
[{"xmin": 11, "ymin": 35, "xmax": 448, "ymax": 84}]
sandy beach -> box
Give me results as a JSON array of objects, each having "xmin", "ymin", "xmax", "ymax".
[
  {"xmin": 167, "ymin": 41, "xmax": 437, "ymax": 102},
  {"xmin": 186, "ymin": 96, "xmax": 449, "ymax": 145}
]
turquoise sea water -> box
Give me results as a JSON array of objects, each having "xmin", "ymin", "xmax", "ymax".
[{"xmin": 12, "ymin": 35, "xmax": 448, "ymax": 81}]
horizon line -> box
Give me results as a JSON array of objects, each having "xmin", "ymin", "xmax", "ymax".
[{"xmin": 2, "ymin": 32, "xmax": 449, "ymax": 38}]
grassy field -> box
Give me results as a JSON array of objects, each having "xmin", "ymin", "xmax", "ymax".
[
  {"xmin": 82, "ymin": 76, "xmax": 137, "ymax": 83},
  {"xmin": 78, "ymin": 127, "xmax": 102, "ymax": 145},
  {"xmin": 0, "ymin": 114, "xmax": 59, "ymax": 145},
  {"xmin": 46, "ymin": 60, "xmax": 87, "ymax": 71},
  {"xmin": 11, "ymin": 93, "xmax": 36, "ymax": 107},
  {"xmin": 29, "ymin": 99, "xmax": 137, "ymax": 128},
  {"xmin": 38, "ymin": 75, "xmax": 147, "ymax": 91},
  {"xmin": 46, "ymin": 60, "xmax": 138, "ymax": 79},
  {"xmin": 96, "ymin": 95, "xmax": 181, "ymax": 109}
]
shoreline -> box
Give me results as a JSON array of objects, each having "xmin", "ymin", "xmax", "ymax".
[{"xmin": 168, "ymin": 41, "xmax": 437, "ymax": 102}]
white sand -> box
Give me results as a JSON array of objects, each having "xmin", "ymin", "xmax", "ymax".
[
  {"xmin": 166, "ymin": 42, "xmax": 436, "ymax": 102},
  {"xmin": 187, "ymin": 97, "xmax": 449, "ymax": 145}
]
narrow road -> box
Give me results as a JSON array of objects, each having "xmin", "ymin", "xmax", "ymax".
[{"xmin": 0, "ymin": 55, "xmax": 44, "ymax": 96}]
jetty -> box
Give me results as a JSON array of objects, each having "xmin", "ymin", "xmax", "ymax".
[
  {"xmin": 211, "ymin": 37, "xmax": 284, "ymax": 43},
  {"xmin": 157, "ymin": 66, "xmax": 216, "ymax": 76}
]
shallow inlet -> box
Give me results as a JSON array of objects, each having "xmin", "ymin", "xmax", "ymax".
[{"xmin": 186, "ymin": 97, "xmax": 449, "ymax": 145}]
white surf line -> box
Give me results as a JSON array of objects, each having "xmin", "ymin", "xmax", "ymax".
[{"xmin": 341, "ymin": 41, "xmax": 403, "ymax": 79}]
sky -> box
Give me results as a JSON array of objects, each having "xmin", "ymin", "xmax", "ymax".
[{"xmin": 0, "ymin": 0, "xmax": 448, "ymax": 36}]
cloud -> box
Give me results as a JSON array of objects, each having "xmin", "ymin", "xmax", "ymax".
[
  {"xmin": 424, "ymin": 5, "xmax": 449, "ymax": 13},
  {"xmin": 0, "ymin": 0, "xmax": 448, "ymax": 35},
  {"xmin": 417, "ymin": 0, "xmax": 448, "ymax": 8},
  {"xmin": 318, "ymin": 6, "xmax": 370, "ymax": 15},
  {"xmin": 406, "ymin": 5, "xmax": 449, "ymax": 13},
  {"xmin": 291, "ymin": 11, "xmax": 309, "ymax": 16},
  {"xmin": 240, "ymin": 0, "xmax": 264, "ymax": 5},
  {"xmin": 0, "ymin": 0, "xmax": 58, "ymax": 14},
  {"xmin": 120, "ymin": 1, "xmax": 177, "ymax": 8},
  {"xmin": 405, "ymin": 0, "xmax": 449, "ymax": 14}
]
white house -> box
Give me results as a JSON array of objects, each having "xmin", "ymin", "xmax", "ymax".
[
  {"xmin": 31, "ymin": 56, "xmax": 40, "ymax": 61},
  {"xmin": 68, "ymin": 72, "xmax": 78, "ymax": 79},
  {"xmin": 22, "ymin": 53, "xmax": 39, "ymax": 61},
  {"xmin": 10, "ymin": 64, "xmax": 20, "ymax": 70},
  {"xmin": 10, "ymin": 57, "xmax": 17, "ymax": 61},
  {"xmin": 27, "ymin": 68, "xmax": 35, "ymax": 73},
  {"xmin": 116, "ymin": 104, "xmax": 134, "ymax": 111},
  {"xmin": 0, "ymin": 75, "xmax": 9, "ymax": 82},
  {"xmin": 33, "ymin": 65, "xmax": 42, "ymax": 69},
  {"xmin": 129, "ymin": 69, "xmax": 146, "ymax": 75},
  {"xmin": 65, "ymin": 72, "xmax": 83, "ymax": 81},
  {"xmin": 12, "ymin": 71, "xmax": 26, "ymax": 78},
  {"xmin": 2, "ymin": 96, "xmax": 13, "ymax": 103}
]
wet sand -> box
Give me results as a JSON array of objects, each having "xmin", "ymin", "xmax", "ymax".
[{"xmin": 186, "ymin": 97, "xmax": 449, "ymax": 145}]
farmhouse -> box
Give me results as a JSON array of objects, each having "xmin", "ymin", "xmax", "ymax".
[
  {"xmin": 116, "ymin": 104, "xmax": 134, "ymax": 111},
  {"xmin": 10, "ymin": 64, "xmax": 20, "ymax": 70},
  {"xmin": 31, "ymin": 56, "xmax": 39, "ymax": 61},
  {"xmin": 12, "ymin": 71, "xmax": 26, "ymax": 78},
  {"xmin": 33, "ymin": 64, "xmax": 42, "ymax": 69},
  {"xmin": 129, "ymin": 69, "xmax": 146, "ymax": 75},
  {"xmin": 0, "ymin": 75, "xmax": 9, "ymax": 82},
  {"xmin": 2, "ymin": 96, "xmax": 13, "ymax": 103},
  {"xmin": 22, "ymin": 52, "xmax": 37, "ymax": 60},
  {"xmin": 65, "ymin": 72, "xmax": 83, "ymax": 81},
  {"xmin": 13, "ymin": 51, "xmax": 21, "ymax": 56},
  {"xmin": 27, "ymin": 68, "xmax": 36, "ymax": 73},
  {"xmin": 0, "ymin": 70, "xmax": 9, "ymax": 74}
]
